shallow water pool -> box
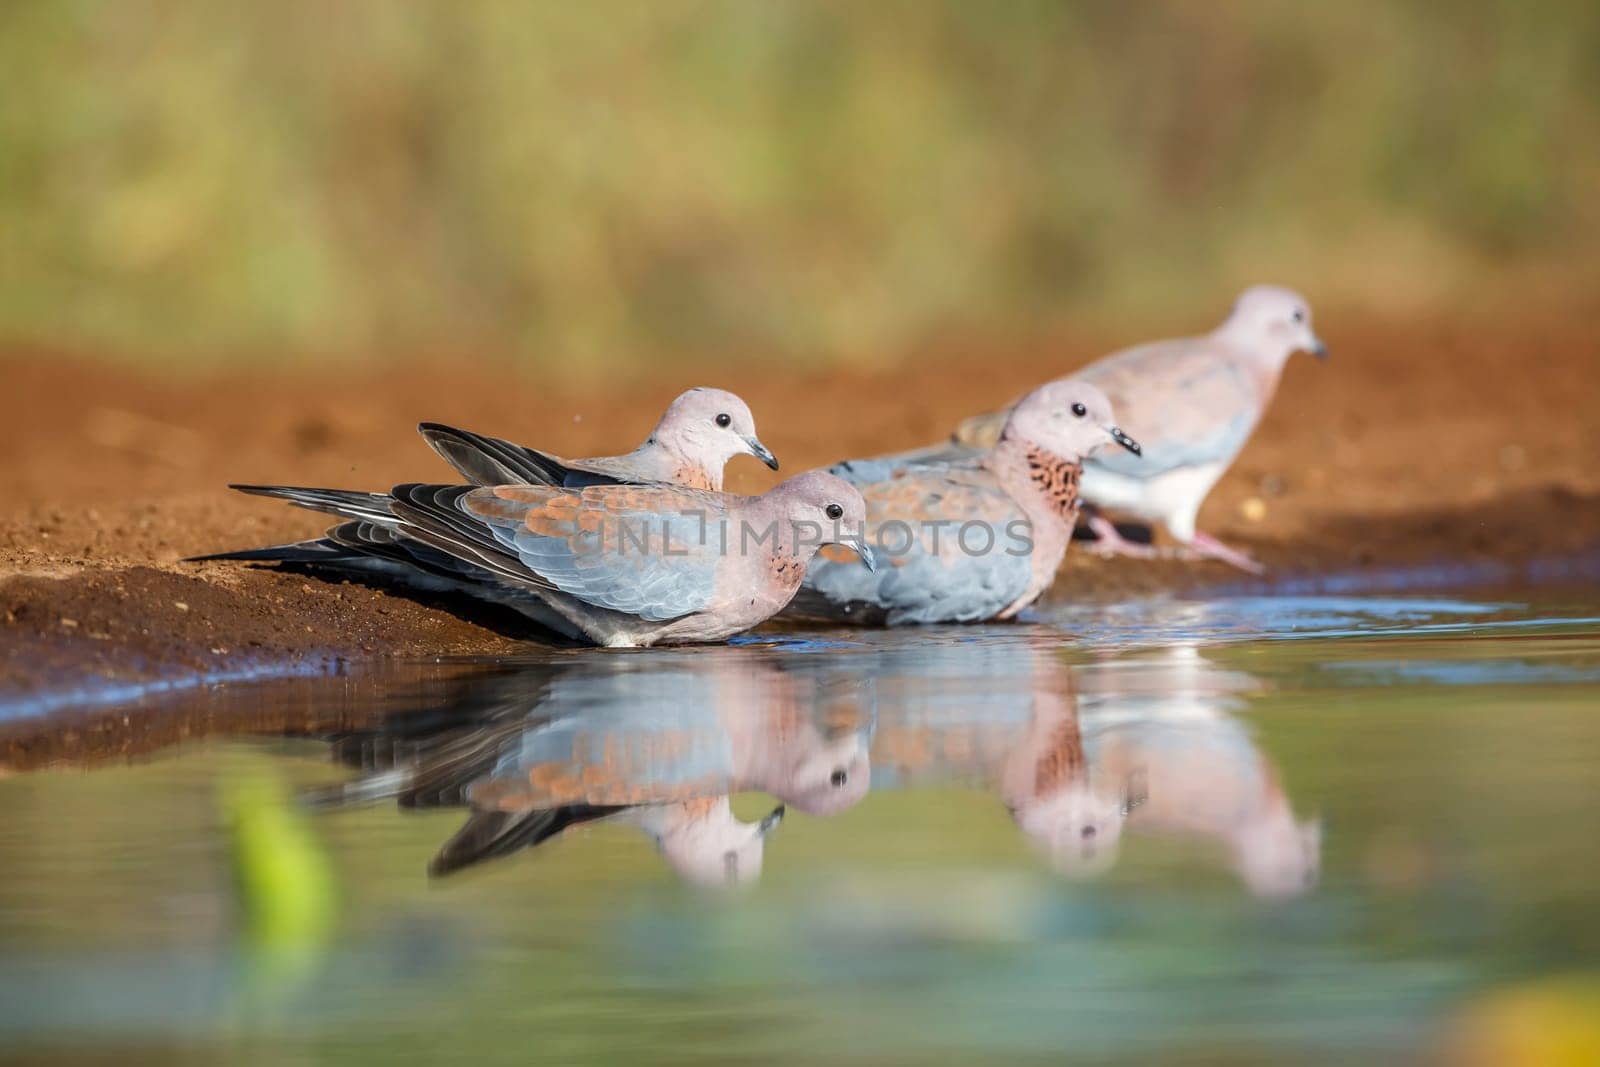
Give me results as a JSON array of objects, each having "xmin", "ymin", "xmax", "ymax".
[{"xmin": 2, "ymin": 589, "xmax": 1598, "ymax": 1064}]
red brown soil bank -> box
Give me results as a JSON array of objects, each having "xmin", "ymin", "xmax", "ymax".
[{"xmin": 4, "ymin": 308, "xmax": 1598, "ymax": 709}]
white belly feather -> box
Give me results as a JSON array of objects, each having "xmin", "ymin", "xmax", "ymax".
[{"xmin": 1081, "ymin": 460, "xmax": 1228, "ymax": 542}]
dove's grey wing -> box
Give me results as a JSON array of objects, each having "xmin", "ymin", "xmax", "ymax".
[
  {"xmin": 559, "ymin": 449, "xmax": 677, "ymax": 485},
  {"xmin": 827, "ymin": 454, "xmax": 983, "ymax": 485},
  {"xmin": 829, "ymin": 437, "xmax": 984, "ymax": 473},
  {"xmin": 828, "ymin": 455, "xmax": 911, "ymax": 485},
  {"xmin": 418, "ymin": 423, "xmax": 625, "ymax": 488},
  {"xmin": 469, "ymin": 693, "xmax": 737, "ymax": 810},
  {"xmin": 376, "ymin": 483, "xmax": 577, "ymax": 591},
  {"xmin": 801, "ymin": 466, "xmax": 1033, "ymax": 626},
  {"xmin": 1077, "ymin": 339, "xmax": 1261, "ymax": 479},
  {"xmin": 459, "ymin": 484, "xmax": 727, "ymax": 621}
]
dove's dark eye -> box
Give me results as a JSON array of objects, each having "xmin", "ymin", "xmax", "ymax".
[
  {"xmin": 715, "ymin": 413, "xmax": 732, "ymax": 428},
  {"xmin": 1071, "ymin": 402, "xmax": 1087, "ymax": 418},
  {"xmin": 825, "ymin": 503, "xmax": 843, "ymax": 520},
  {"xmin": 830, "ymin": 769, "xmax": 848, "ymax": 787},
  {"xmin": 1081, "ymin": 824, "xmax": 1097, "ymax": 839},
  {"xmin": 1291, "ymin": 309, "xmax": 1305, "ymax": 324}
]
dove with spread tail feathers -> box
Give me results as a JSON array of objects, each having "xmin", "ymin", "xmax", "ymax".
[
  {"xmin": 201, "ymin": 388, "xmax": 780, "ymax": 619},
  {"xmin": 199, "ymin": 472, "xmax": 874, "ymax": 647}
]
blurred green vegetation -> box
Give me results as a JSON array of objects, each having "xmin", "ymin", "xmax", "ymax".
[{"xmin": 2, "ymin": 0, "xmax": 1598, "ymax": 370}]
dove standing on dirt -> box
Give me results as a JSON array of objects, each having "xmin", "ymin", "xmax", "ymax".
[
  {"xmin": 199, "ymin": 472, "xmax": 874, "ymax": 647},
  {"xmin": 418, "ymin": 386, "xmax": 778, "ymax": 490},
  {"xmin": 900, "ymin": 287, "xmax": 1327, "ymax": 573},
  {"xmin": 789, "ymin": 379, "xmax": 1139, "ymax": 625}
]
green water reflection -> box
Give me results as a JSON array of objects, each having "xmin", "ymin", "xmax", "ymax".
[{"xmin": 1, "ymin": 593, "xmax": 1597, "ymax": 1065}]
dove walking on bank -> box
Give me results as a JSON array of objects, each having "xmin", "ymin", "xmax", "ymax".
[
  {"xmin": 788, "ymin": 379, "xmax": 1139, "ymax": 625},
  {"xmin": 420, "ymin": 386, "xmax": 778, "ymax": 490},
  {"xmin": 198, "ymin": 472, "xmax": 874, "ymax": 647},
  {"xmin": 895, "ymin": 286, "xmax": 1327, "ymax": 574}
]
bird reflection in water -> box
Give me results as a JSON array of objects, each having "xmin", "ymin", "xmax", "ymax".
[
  {"xmin": 869, "ymin": 640, "xmax": 1319, "ymax": 897},
  {"xmin": 306, "ymin": 651, "xmax": 875, "ymax": 889},
  {"xmin": 1075, "ymin": 645, "xmax": 1322, "ymax": 897},
  {"xmin": 864, "ymin": 642, "xmax": 1135, "ymax": 868},
  {"xmin": 308, "ymin": 636, "xmax": 1317, "ymax": 897}
]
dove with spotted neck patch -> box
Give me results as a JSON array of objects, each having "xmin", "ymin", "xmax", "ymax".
[
  {"xmin": 789, "ymin": 378, "xmax": 1139, "ymax": 626},
  {"xmin": 888, "ymin": 287, "xmax": 1326, "ymax": 573}
]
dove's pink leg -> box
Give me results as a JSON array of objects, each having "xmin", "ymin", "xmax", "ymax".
[
  {"xmin": 1085, "ymin": 514, "xmax": 1159, "ymax": 559},
  {"xmin": 1182, "ymin": 531, "xmax": 1265, "ymax": 575}
]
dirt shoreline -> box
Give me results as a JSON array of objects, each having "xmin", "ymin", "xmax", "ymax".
[{"xmin": 4, "ymin": 310, "xmax": 1598, "ymax": 711}]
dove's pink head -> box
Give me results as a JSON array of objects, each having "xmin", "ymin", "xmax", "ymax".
[
  {"xmin": 1012, "ymin": 782, "xmax": 1130, "ymax": 880},
  {"xmin": 1002, "ymin": 379, "xmax": 1142, "ymax": 462},
  {"xmin": 1218, "ymin": 286, "xmax": 1328, "ymax": 366},
  {"xmin": 1232, "ymin": 815, "xmax": 1322, "ymax": 899},
  {"xmin": 650, "ymin": 387, "xmax": 779, "ymax": 480},
  {"xmin": 765, "ymin": 470, "xmax": 875, "ymax": 571},
  {"xmin": 781, "ymin": 732, "xmax": 872, "ymax": 816},
  {"xmin": 641, "ymin": 798, "xmax": 784, "ymax": 890}
]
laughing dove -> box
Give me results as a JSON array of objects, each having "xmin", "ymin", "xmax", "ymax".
[
  {"xmin": 419, "ymin": 386, "xmax": 778, "ymax": 491},
  {"xmin": 200, "ymin": 472, "xmax": 874, "ymax": 646},
  {"xmin": 788, "ymin": 378, "xmax": 1139, "ymax": 625},
  {"xmin": 893, "ymin": 287, "xmax": 1327, "ymax": 573},
  {"xmin": 195, "ymin": 389, "xmax": 780, "ymax": 626}
]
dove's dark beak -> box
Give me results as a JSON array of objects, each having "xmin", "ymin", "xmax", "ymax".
[
  {"xmin": 1308, "ymin": 336, "xmax": 1329, "ymax": 361},
  {"xmin": 844, "ymin": 535, "xmax": 877, "ymax": 573},
  {"xmin": 757, "ymin": 805, "xmax": 785, "ymax": 837},
  {"xmin": 744, "ymin": 436, "xmax": 780, "ymax": 470},
  {"xmin": 1110, "ymin": 426, "xmax": 1141, "ymax": 456}
]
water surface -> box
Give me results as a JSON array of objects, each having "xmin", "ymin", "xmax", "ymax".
[{"xmin": 2, "ymin": 590, "xmax": 1598, "ymax": 1064}]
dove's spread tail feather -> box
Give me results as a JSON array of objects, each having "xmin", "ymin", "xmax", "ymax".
[
  {"xmin": 418, "ymin": 422, "xmax": 590, "ymax": 487},
  {"xmin": 185, "ymin": 522, "xmax": 455, "ymax": 581},
  {"xmin": 186, "ymin": 536, "xmax": 352, "ymax": 564},
  {"xmin": 228, "ymin": 484, "xmax": 397, "ymax": 523},
  {"xmin": 384, "ymin": 483, "xmax": 555, "ymax": 589}
]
